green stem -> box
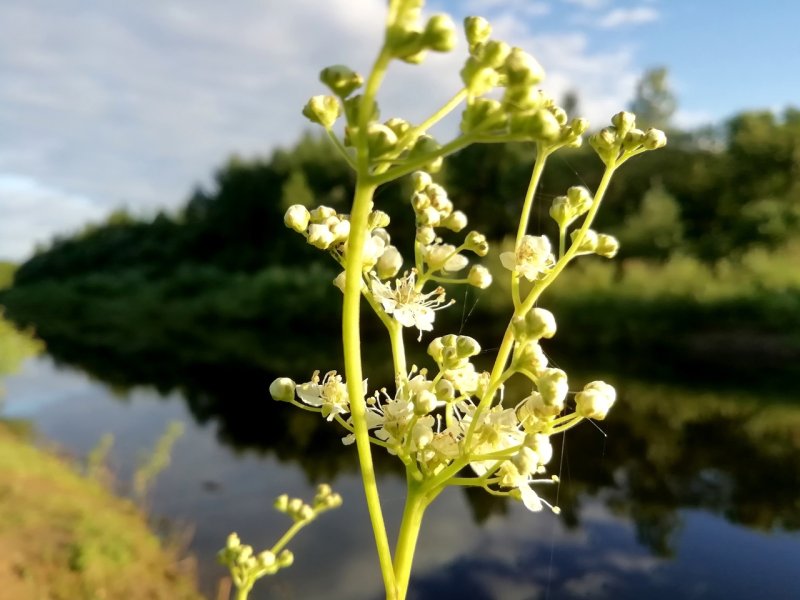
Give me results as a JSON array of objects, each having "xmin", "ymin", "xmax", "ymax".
[
  {"xmin": 344, "ymin": 177, "xmax": 397, "ymax": 598},
  {"xmin": 393, "ymin": 485, "xmax": 431, "ymax": 600},
  {"xmin": 235, "ymin": 585, "xmax": 252, "ymax": 600}
]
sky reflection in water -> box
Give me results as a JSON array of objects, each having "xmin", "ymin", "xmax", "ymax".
[{"xmin": 4, "ymin": 357, "xmax": 800, "ymax": 600}]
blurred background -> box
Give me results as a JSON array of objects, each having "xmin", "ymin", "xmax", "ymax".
[{"xmin": 1, "ymin": 1, "xmax": 798, "ymax": 599}]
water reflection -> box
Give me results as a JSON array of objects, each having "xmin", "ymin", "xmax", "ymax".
[{"xmin": 2, "ymin": 321, "xmax": 799, "ymax": 597}]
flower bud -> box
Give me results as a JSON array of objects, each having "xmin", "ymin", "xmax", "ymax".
[
  {"xmin": 258, "ymin": 550, "xmax": 277, "ymax": 570},
  {"xmin": 269, "ymin": 377, "xmax": 296, "ymax": 402},
  {"xmin": 427, "ymin": 337, "xmax": 444, "ymax": 363},
  {"xmin": 278, "ymin": 549, "xmax": 294, "ymax": 568},
  {"xmin": 504, "ymin": 48, "xmax": 545, "ymax": 86},
  {"xmin": 284, "ymin": 205, "xmax": 310, "ymax": 233},
  {"xmin": 455, "ymin": 335, "xmax": 481, "ymax": 358},
  {"xmin": 320, "ymin": 65, "xmax": 364, "ymax": 98},
  {"xmin": 596, "ymin": 234, "xmax": 619, "ymax": 258},
  {"xmin": 464, "ymin": 231, "xmax": 489, "ymax": 256},
  {"xmin": 590, "ymin": 127, "xmax": 619, "ymax": 164},
  {"xmin": 569, "ymin": 117, "xmax": 589, "ymax": 135},
  {"xmin": 343, "ymin": 94, "xmax": 379, "ymax": 126},
  {"xmin": 332, "ymin": 271, "xmax": 346, "ymax": 292},
  {"xmin": 226, "ymin": 533, "xmax": 241, "ymax": 549},
  {"xmin": 512, "ymin": 446, "xmax": 538, "ymax": 476},
  {"xmin": 274, "ymin": 494, "xmax": 289, "ymax": 512},
  {"xmin": 480, "ymin": 40, "xmax": 511, "ymax": 68},
  {"xmin": 464, "ymin": 16, "xmax": 491, "ymax": 47},
  {"xmin": 575, "ymin": 381, "xmax": 616, "ymax": 420},
  {"xmin": 435, "ymin": 378, "xmax": 455, "ymax": 402},
  {"xmin": 367, "ymin": 122, "xmax": 399, "ymax": 158},
  {"xmin": 309, "ymin": 205, "xmax": 336, "ymax": 223},
  {"xmin": 524, "ymin": 307, "xmax": 557, "ymax": 340},
  {"xmin": 376, "ymin": 245, "xmax": 403, "ymax": 279},
  {"xmin": 571, "ymin": 228, "xmax": 598, "ymax": 253},
  {"xmin": 461, "ymin": 98, "xmax": 506, "ymax": 134},
  {"xmin": 302, "ymin": 95, "xmax": 341, "ymax": 129},
  {"xmin": 307, "ymin": 223, "xmax": 335, "ymax": 249},
  {"xmin": 549, "ymin": 196, "xmax": 570, "ymax": 226},
  {"xmin": 513, "ymin": 109, "xmax": 561, "ymax": 141},
  {"xmin": 623, "ymin": 128, "xmax": 645, "ymax": 150},
  {"xmin": 384, "ymin": 117, "xmax": 411, "ymax": 139},
  {"xmin": 538, "ymin": 368, "xmax": 568, "ymax": 409},
  {"xmin": 368, "ymin": 210, "xmax": 391, "ymax": 229},
  {"xmin": 460, "ymin": 58, "xmax": 499, "ymax": 96},
  {"xmin": 414, "ymin": 390, "xmax": 439, "ymax": 415},
  {"xmin": 423, "ymin": 15, "xmax": 457, "ymax": 52},
  {"xmin": 416, "ymin": 226, "xmax": 436, "ymax": 245},
  {"xmin": 442, "ymin": 210, "xmax": 468, "ymax": 232},
  {"xmin": 518, "ymin": 341, "xmax": 548, "ymax": 374},
  {"xmin": 411, "ymin": 171, "xmax": 433, "ymax": 191},
  {"xmin": 566, "ymin": 186, "xmax": 593, "ymax": 215},
  {"xmin": 468, "ymin": 264, "xmax": 492, "ymax": 289},
  {"xmin": 611, "ymin": 111, "xmax": 636, "ymax": 138},
  {"xmin": 643, "ymin": 128, "xmax": 667, "ymax": 150}
]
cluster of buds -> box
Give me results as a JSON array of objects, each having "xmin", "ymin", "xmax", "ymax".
[
  {"xmin": 386, "ymin": 5, "xmax": 457, "ymax": 64},
  {"xmin": 411, "ymin": 171, "xmax": 492, "ymax": 290},
  {"xmin": 550, "ymin": 186, "xmax": 593, "ymax": 229},
  {"xmin": 275, "ymin": 484, "xmax": 343, "ymax": 523},
  {"xmin": 458, "ymin": 17, "xmax": 587, "ymax": 147},
  {"xmin": 218, "ymin": 533, "xmax": 294, "ymax": 591},
  {"xmin": 569, "ymin": 229, "xmax": 620, "ymax": 258},
  {"xmin": 284, "ymin": 204, "xmax": 403, "ymax": 279},
  {"xmin": 590, "ymin": 111, "xmax": 667, "ymax": 166}
]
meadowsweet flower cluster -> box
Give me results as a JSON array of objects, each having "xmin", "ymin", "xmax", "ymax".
[{"xmin": 230, "ymin": 2, "xmax": 667, "ymax": 598}]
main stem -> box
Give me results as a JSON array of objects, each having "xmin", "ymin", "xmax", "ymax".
[
  {"xmin": 344, "ymin": 178, "xmax": 397, "ymax": 599},
  {"xmin": 393, "ymin": 484, "xmax": 430, "ymax": 600}
]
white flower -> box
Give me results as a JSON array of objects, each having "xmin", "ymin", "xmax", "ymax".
[
  {"xmin": 296, "ymin": 370, "xmax": 365, "ymax": 421},
  {"xmin": 370, "ymin": 271, "xmax": 452, "ymax": 340},
  {"xmin": 500, "ymin": 235, "xmax": 555, "ymax": 281}
]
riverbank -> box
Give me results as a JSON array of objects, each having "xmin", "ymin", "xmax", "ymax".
[{"xmin": 0, "ymin": 420, "xmax": 202, "ymax": 600}]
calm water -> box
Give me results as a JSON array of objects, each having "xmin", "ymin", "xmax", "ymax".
[{"xmin": 4, "ymin": 355, "xmax": 800, "ymax": 600}]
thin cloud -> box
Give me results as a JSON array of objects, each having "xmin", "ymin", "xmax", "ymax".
[
  {"xmin": 597, "ymin": 7, "xmax": 660, "ymax": 28},
  {"xmin": 562, "ymin": 0, "xmax": 608, "ymax": 9}
]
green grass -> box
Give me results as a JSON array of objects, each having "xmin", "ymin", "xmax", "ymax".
[{"xmin": 0, "ymin": 422, "xmax": 202, "ymax": 600}]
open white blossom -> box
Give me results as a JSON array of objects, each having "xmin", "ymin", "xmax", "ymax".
[
  {"xmin": 370, "ymin": 271, "xmax": 452, "ymax": 339},
  {"xmin": 500, "ymin": 235, "xmax": 555, "ymax": 281},
  {"xmin": 296, "ymin": 370, "xmax": 365, "ymax": 421}
]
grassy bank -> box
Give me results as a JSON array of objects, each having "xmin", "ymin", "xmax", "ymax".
[{"xmin": 0, "ymin": 421, "xmax": 201, "ymax": 600}]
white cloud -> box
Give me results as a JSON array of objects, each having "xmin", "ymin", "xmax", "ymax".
[
  {"xmin": 597, "ymin": 7, "xmax": 660, "ymax": 28},
  {"xmin": 0, "ymin": 174, "xmax": 103, "ymax": 261},
  {"xmin": 562, "ymin": 0, "xmax": 608, "ymax": 9},
  {"xmin": 0, "ymin": 0, "xmax": 641, "ymax": 262}
]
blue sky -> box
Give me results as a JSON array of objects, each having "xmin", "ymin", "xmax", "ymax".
[{"xmin": 0, "ymin": 0, "xmax": 797, "ymax": 261}]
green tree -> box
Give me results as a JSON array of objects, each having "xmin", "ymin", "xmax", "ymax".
[{"xmin": 630, "ymin": 67, "xmax": 677, "ymax": 131}]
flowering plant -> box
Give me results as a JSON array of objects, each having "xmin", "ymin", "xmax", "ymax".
[{"xmin": 221, "ymin": 1, "xmax": 665, "ymax": 598}]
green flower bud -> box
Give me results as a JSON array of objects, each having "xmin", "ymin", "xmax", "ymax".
[
  {"xmin": 343, "ymin": 94, "xmax": 379, "ymax": 126},
  {"xmin": 455, "ymin": 335, "xmax": 481, "ymax": 358},
  {"xmin": 416, "ymin": 226, "xmax": 436, "ymax": 245},
  {"xmin": 226, "ymin": 533, "xmax": 241, "ymax": 549},
  {"xmin": 460, "ymin": 58, "xmax": 499, "ymax": 96},
  {"xmin": 411, "ymin": 171, "xmax": 433, "ymax": 191},
  {"xmin": 464, "ymin": 230, "xmax": 489, "ymax": 256},
  {"xmin": 302, "ymin": 95, "xmax": 341, "ymax": 129},
  {"xmin": 468, "ymin": 264, "xmax": 492, "ymax": 289},
  {"xmin": 320, "ymin": 65, "xmax": 364, "ymax": 98},
  {"xmin": 427, "ymin": 337, "xmax": 444, "ymax": 363},
  {"xmin": 284, "ymin": 205, "xmax": 310, "ymax": 233},
  {"xmin": 623, "ymin": 128, "xmax": 645, "ymax": 150},
  {"xmin": 423, "ymin": 15, "xmax": 457, "ymax": 52},
  {"xmin": 518, "ymin": 341, "xmax": 548, "ymax": 374},
  {"xmin": 384, "ymin": 118, "xmax": 412, "ymax": 141},
  {"xmin": 643, "ymin": 128, "xmax": 667, "ymax": 150},
  {"xmin": 550, "ymin": 106, "xmax": 568, "ymax": 126},
  {"xmin": 566, "ymin": 186, "xmax": 593, "ymax": 215},
  {"xmin": 504, "ymin": 48, "xmax": 545, "ymax": 86},
  {"xmin": 274, "ymin": 494, "xmax": 289, "ymax": 512},
  {"xmin": 368, "ymin": 210, "xmax": 391, "ymax": 230},
  {"xmin": 461, "ymin": 98, "xmax": 506, "ymax": 134},
  {"xmin": 413, "ymin": 389, "xmax": 439, "ymax": 415},
  {"xmin": 257, "ymin": 550, "xmax": 277, "ymax": 570},
  {"xmin": 570, "ymin": 117, "xmax": 589, "ymax": 135},
  {"xmin": 549, "ymin": 196, "xmax": 570, "ymax": 226},
  {"xmin": 408, "ymin": 135, "xmax": 443, "ymax": 172},
  {"xmin": 442, "ymin": 210, "xmax": 468, "ymax": 232},
  {"xmin": 521, "ymin": 109, "xmax": 561, "ymax": 141},
  {"xmin": 309, "ymin": 205, "xmax": 336, "ymax": 223},
  {"xmin": 596, "ymin": 234, "xmax": 619, "ymax": 258},
  {"xmin": 464, "ymin": 16, "xmax": 491, "ymax": 47},
  {"xmin": 480, "ymin": 40, "xmax": 511, "ymax": 69},
  {"xmin": 277, "ymin": 549, "xmax": 294, "ymax": 568},
  {"xmin": 611, "ymin": 111, "xmax": 636, "ymax": 138},
  {"xmin": 387, "ymin": 26, "xmax": 426, "ymax": 63},
  {"xmin": 367, "ymin": 122, "xmax": 399, "ymax": 157},
  {"xmin": 524, "ymin": 307, "xmax": 557, "ymax": 339},
  {"xmin": 435, "ymin": 378, "xmax": 455, "ymax": 402},
  {"xmin": 269, "ymin": 377, "xmax": 296, "ymax": 402},
  {"xmin": 590, "ymin": 127, "xmax": 619, "ymax": 164},
  {"xmin": 571, "ymin": 228, "xmax": 598, "ymax": 253}
]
